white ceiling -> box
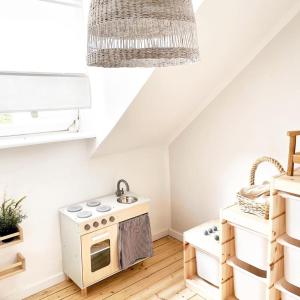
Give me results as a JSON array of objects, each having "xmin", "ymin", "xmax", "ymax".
[{"xmin": 95, "ymin": 0, "xmax": 300, "ymax": 156}]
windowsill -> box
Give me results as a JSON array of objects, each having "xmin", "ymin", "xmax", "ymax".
[{"xmin": 0, "ymin": 131, "xmax": 96, "ymax": 150}]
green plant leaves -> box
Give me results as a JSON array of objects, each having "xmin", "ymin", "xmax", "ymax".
[{"xmin": 0, "ymin": 196, "xmax": 26, "ymax": 236}]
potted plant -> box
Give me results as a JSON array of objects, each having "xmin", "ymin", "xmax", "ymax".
[{"xmin": 0, "ymin": 196, "xmax": 26, "ymax": 243}]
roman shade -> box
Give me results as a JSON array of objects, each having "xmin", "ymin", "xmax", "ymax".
[{"xmin": 0, "ymin": 72, "xmax": 91, "ymax": 113}]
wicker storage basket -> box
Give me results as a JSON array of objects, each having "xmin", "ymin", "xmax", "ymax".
[{"xmin": 237, "ymin": 156, "xmax": 285, "ymax": 219}]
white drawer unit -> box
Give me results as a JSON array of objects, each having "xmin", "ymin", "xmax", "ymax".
[
  {"xmin": 278, "ymin": 234, "xmax": 300, "ymax": 288},
  {"xmin": 196, "ymin": 249, "xmax": 219, "ymax": 287},
  {"xmin": 234, "ymin": 224, "xmax": 268, "ymax": 271},
  {"xmin": 280, "ymin": 192, "xmax": 300, "ymax": 241},
  {"xmin": 220, "ymin": 200, "xmax": 285, "ymax": 300},
  {"xmin": 276, "ymin": 278, "xmax": 300, "ymax": 300},
  {"xmin": 227, "ymin": 257, "xmax": 267, "ymax": 300}
]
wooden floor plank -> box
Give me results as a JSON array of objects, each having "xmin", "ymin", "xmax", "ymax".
[
  {"xmin": 154, "ymin": 280, "xmax": 186, "ymax": 300},
  {"xmin": 61, "ymin": 245, "xmax": 183, "ymax": 300},
  {"xmin": 69, "ymin": 253, "xmax": 183, "ymax": 300},
  {"xmin": 26, "ymin": 238, "xmax": 181, "ymax": 300},
  {"xmin": 189, "ymin": 295, "xmax": 205, "ymax": 300},
  {"xmin": 147, "ymin": 296, "xmax": 161, "ymax": 300},
  {"xmin": 152, "ymin": 236, "xmax": 178, "ymax": 248},
  {"xmin": 127, "ymin": 269, "xmax": 183, "ymax": 300},
  {"xmin": 104, "ymin": 260, "xmax": 183, "ymax": 300},
  {"xmin": 169, "ymin": 288, "xmax": 196, "ymax": 300},
  {"xmin": 25, "ymin": 237, "xmax": 186, "ymax": 300}
]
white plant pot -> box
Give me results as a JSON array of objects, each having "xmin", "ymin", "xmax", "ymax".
[
  {"xmin": 234, "ymin": 224, "xmax": 268, "ymax": 270},
  {"xmin": 281, "ymin": 192, "xmax": 300, "ymax": 241},
  {"xmin": 196, "ymin": 249, "xmax": 219, "ymax": 287},
  {"xmin": 227, "ymin": 257, "xmax": 267, "ymax": 300},
  {"xmin": 278, "ymin": 235, "xmax": 300, "ymax": 288}
]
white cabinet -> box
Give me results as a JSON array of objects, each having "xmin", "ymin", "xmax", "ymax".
[{"xmin": 0, "ymin": 0, "xmax": 86, "ymax": 73}]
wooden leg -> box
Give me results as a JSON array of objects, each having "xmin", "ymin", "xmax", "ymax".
[
  {"xmin": 183, "ymin": 242, "xmax": 196, "ymax": 280},
  {"xmin": 287, "ymin": 136, "xmax": 296, "ymax": 176},
  {"xmin": 81, "ymin": 288, "xmax": 87, "ymax": 297}
]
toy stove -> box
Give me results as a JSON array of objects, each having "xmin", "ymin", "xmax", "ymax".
[
  {"xmin": 184, "ymin": 220, "xmax": 220, "ymax": 292},
  {"xmin": 59, "ymin": 194, "xmax": 150, "ymax": 294}
]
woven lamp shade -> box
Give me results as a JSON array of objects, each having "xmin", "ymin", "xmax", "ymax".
[{"xmin": 87, "ymin": 0, "xmax": 200, "ymax": 68}]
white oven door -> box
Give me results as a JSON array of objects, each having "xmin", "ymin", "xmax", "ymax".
[{"xmin": 81, "ymin": 224, "xmax": 119, "ymax": 286}]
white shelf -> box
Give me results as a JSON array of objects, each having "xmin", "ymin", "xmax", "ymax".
[
  {"xmin": 273, "ymin": 169, "xmax": 300, "ymax": 195},
  {"xmin": 0, "ymin": 131, "xmax": 96, "ymax": 150},
  {"xmin": 221, "ymin": 204, "xmax": 269, "ymax": 236}
]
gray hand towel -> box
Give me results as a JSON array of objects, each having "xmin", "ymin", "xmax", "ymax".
[{"xmin": 118, "ymin": 213, "xmax": 153, "ymax": 270}]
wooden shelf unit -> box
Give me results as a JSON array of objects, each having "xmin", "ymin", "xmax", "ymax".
[
  {"xmin": 272, "ymin": 171, "xmax": 300, "ymax": 300},
  {"xmin": 0, "ymin": 226, "xmax": 25, "ymax": 281},
  {"xmin": 220, "ymin": 190, "xmax": 286, "ymax": 300},
  {"xmin": 0, "ymin": 225, "xmax": 24, "ymax": 249},
  {"xmin": 183, "ymin": 172, "xmax": 300, "ymax": 299},
  {"xmin": 0, "ymin": 252, "xmax": 26, "ymax": 280},
  {"xmin": 221, "ymin": 171, "xmax": 300, "ymax": 300}
]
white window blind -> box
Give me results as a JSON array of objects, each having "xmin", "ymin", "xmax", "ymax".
[{"xmin": 0, "ymin": 72, "xmax": 91, "ymax": 113}]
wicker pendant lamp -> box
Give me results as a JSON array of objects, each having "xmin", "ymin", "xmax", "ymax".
[{"xmin": 87, "ymin": 0, "xmax": 200, "ymax": 68}]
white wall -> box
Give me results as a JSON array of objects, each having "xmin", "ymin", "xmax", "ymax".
[
  {"xmin": 95, "ymin": 0, "xmax": 300, "ymax": 156},
  {"xmin": 169, "ymin": 12, "xmax": 300, "ymax": 234},
  {"xmin": 0, "ymin": 142, "xmax": 170, "ymax": 300},
  {"xmin": 81, "ymin": 0, "xmax": 154, "ymax": 152}
]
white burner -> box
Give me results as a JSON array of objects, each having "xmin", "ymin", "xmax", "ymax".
[
  {"xmin": 86, "ymin": 200, "xmax": 101, "ymax": 207},
  {"xmin": 67, "ymin": 205, "xmax": 83, "ymax": 213},
  {"xmin": 96, "ymin": 205, "xmax": 112, "ymax": 212},
  {"xmin": 77, "ymin": 211, "xmax": 92, "ymax": 218}
]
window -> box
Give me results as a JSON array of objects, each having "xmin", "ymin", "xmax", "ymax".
[
  {"xmin": 0, "ymin": 72, "xmax": 90, "ymax": 138},
  {"xmin": 0, "ymin": 110, "xmax": 79, "ymax": 137},
  {"xmin": 0, "ymin": 1, "xmax": 91, "ymax": 143}
]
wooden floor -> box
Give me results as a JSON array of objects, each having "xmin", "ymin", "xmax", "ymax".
[{"xmin": 25, "ymin": 236, "xmax": 203, "ymax": 300}]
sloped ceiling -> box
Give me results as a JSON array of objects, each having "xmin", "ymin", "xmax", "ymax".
[{"xmin": 95, "ymin": 0, "xmax": 300, "ymax": 156}]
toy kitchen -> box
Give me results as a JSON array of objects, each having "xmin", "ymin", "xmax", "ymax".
[{"xmin": 59, "ymin": 180, "xmax": 152, "ymax": 296}]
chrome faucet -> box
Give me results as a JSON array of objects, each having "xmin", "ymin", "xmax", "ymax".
[{"xmin": 116, "ymin": 179, "xmax": 130, "ymax": 197}]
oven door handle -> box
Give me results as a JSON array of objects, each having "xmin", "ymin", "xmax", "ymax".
[{"xmin": 92, "ymin": 232, "xmax": 110, "ymax": 242}]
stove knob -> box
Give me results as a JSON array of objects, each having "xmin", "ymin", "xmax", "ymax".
[
  {"xmin": 84, "ymin": 224, "xmax": 91, "ymax": 231},
  {"xmin": 109, "ymin": 216, "xmax": 115, "ymax": 222},
  {"xmin": 93, "ymin": 221, "xmax": 99, "ymax": 228},
  {"xmin": 101, "ymin": 219, "xmax": 107, "ymax": 225}
]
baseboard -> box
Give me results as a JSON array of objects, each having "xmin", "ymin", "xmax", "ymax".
[
  {"xmin": 152, "ymin": 228, "xmax": 169, "ymax": 241},
  {"xmin": 169, "ymin": 228, "xmax": 183, "ymax": 241},
  {"xmin": 7, "ymin": 272, "xmax": 66, "ymax": 300}
]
